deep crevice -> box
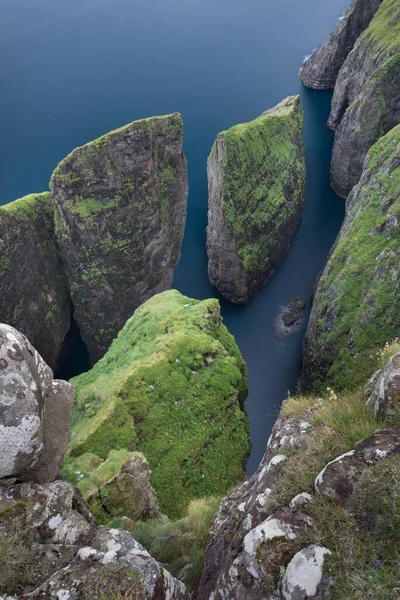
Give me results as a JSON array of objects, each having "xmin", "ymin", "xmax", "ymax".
[{"xmin": 56, "ymin": 306, "xmax": 90, "ymax": 381}]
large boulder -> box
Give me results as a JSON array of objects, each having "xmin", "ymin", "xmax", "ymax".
[
  {"xmin": 66, "ymin": 290, "xmax": 250, "ymax": 520},
  {"xmin": 0, "ymin": 193, "xmax": 70, "ymax": 370},
  {"xmin": 206, "ymin": 96, "xmax": 306, "ymax": 304},
  {"xmin": 301, "ymin": 0, "xmax": 382, "ymax": 90},
  {"xmin": 367, "ymin": 352, "xmax": 400, "ymax": 418},
  {"xmin": 301, "ymin": 125, "xmax": 400, "ymax": 393},
  {"xmin": 0, "ymin": 324, "xmax": 74, "ymax": 483},
  {"xmin": 51, "ymin": 113, "xmax": 188, "ymax": 362}
]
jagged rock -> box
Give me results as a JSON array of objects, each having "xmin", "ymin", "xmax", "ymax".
[
  {"xmin": 51, "ymin": 113, "xmax": 188, "ymax": 362},
  {"xmin": 64, "ymin": 450, "xmax": 160, "ymax": 523},
  {"xmin": 301, "ymin": 125, "xmax": 400, "ymax": 393},
  {"xmin": 367, "ymin": 353, "xmax": 400, "ymax": 418},
  {"xmin": 328, "ymin": 0, "xmax": 400, "ymax": 196},
  {"xmin": 0, "ymin": 324, "xmax": 74, "ymax": 482},
  {"xmin": 315, "ymin": 428, "xmax": 400, "ymax": 500},
  {"xmin": 65, "ymin": 290, "xmax": 250, "ymax": 520},
  {"xmin": 281, "ymin": 297, "xmax": 306, "ymax": 328},
  {"xmin": 301, "ymin": 0, "xmax": 382, "ymax": 90},
  {"xmin": 281, "ymin": 545, "xmax": 332, "ymax": 600},
  {"xmin": 207, "ymin": 96, "xmax": 306, "ymax": 304},
  {"xmin": 0, "ymin": 193, "xmax": 71, "ymax": 370}
]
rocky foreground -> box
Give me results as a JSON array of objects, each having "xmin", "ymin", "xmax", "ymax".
[{"xmin": 207, "ymin": 96, "xmax": 306, "ymax": 304}]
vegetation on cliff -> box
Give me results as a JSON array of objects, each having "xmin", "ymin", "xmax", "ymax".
[
  {"xmin": 65, "ymin": 290, "xmax": 250, "ymax": 520},
  {"xmin": 302, "ymin": 125, "xmax": 400, "ymax": 392},
  {"xmin": 0, "ymin": 193, "xmax": 70, "ymax": 369},
  {"xmin": 207, "ymin": 95, "xmax": 306, "ymax": 304}
]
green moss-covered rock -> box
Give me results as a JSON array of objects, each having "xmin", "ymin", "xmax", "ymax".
[
  {"xmin": 302, "ymin": 125, "xmax": 400, "ymax": 393},
  {"xmin": 0, "ymin": 193, "xmax": 70, "ymax": 369},
  {"xmin": 206, "ymin": 96, "xmax": 306, "ymax": 304},
  {"xmin": 328, "ymin": 0, "xmax": 400, "ymax": 197},
  {"xmin": 66, "ymin": 290, "xmax": 250, "ymax": 519},
  {"xmin": 51, "ymin": 113, "xmax": 188, "ymax": 362}
]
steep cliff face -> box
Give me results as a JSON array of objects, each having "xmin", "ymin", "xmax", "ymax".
[
  {"xmin": 66, "ymin": 290, "xmax": 250, "ymax": 520},
  {"xmin": 196, "ymin": 348, "xmax": 400, "ymax": 600},
  {"xmin": 328, "ymin": 0, "xmax": 400, "ymax": 196},
  {"xmin": 206, "ymin": 96, "xmax": 306, "ymax": 304},
  {"xmin": 301, "ymin": 125, "xmax": 400, "ymax": 393},
  {"xmin": 0, "ymin": 193, "xmax": 70, "ymax": 370},
  {"xmin": 301, "ymin": 0, "xmax": 382, "ymax": 90},
  {"xmin": 51, "ymin": 113, "xmax": 188, "ymax": 362}
]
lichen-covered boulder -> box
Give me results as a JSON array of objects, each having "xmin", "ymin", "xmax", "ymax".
[
  {"xmin": 0, "ymin": 324, "xmax": 74, "ymax": 482},
  {"xmin": 315, "ymin": 428, "xmax": 400, "ymax": 500},
  {"xmin": 301, "ymin": 0, "xmax": 382, "ymax": 90},
  {"xmin": 327, "ymin": 0, "xmax": 400, "ymax": 197},
  {"xmin": 0, "ymin": 193, "xmax": 70, "ymax": 370},
  {"xmin": 51, "ymin": 113, "xmax": 188, "ymax": 362},
  {"xmin": 301, "ymin": 125, "xmax": 400, "ymax": 393},
  {"xmin": 367, "ymin": 353, "xmax": 400, "ymax": 418},
  {"xmin": 206, "ymin": 96, "xmax": 306, "ymax": 304},
  {"xmin": 281, "ymin": 545, "xmax": 332, "ymax": 600},
  {"xmin": 66, "ymin": 290, "xmax": 250, "ymax": 519},
  {"xmin": 63, "ymin": 450, "xmax": 160, "ymax": 523},
  {"xmin": 0, "ymin": 478, "xmax": 189, "ymax": 599}
]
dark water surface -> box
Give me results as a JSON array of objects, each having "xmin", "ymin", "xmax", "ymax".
[{"xmin": 0, "ymin": 0, "xmax": 348, "ymax": 473}]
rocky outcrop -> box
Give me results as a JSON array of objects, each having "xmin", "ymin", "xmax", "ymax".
[
  {"xmin": 301, "ymin": 125, "xmax": 400, "ymax": 393},
  {"xmin": 367, "ymin": 352, "xmax": 400, "ymax": 418},
  {"xmin": 0, "ymin": 324, "xmax": 189, "ymax": 599},
  {"xmin": 51, "ymin": 113, "xmax": 188, "ymax": 362},
  {"xmin": 328, "ymin": 0, "xmax": 400, "ymax": 196},
  {"xmin": 207, "ymin": 96, "xmax": 306, "ymax": 304},
  {"xmin": 281, "ymin": 297, "xmax": 306, "ymax": 327},
  {"xmin": 0, "ymin": 193, "xmax": 70, "ymax": 370},
  {"xmin": 66, "ymin": 290, "xmax": 250, "ymax": 520},
  {"xmin": 63, "ymin": 450, "xmax": 160, "ymax": 523},
  {"xmin": 301, "ymin": 0, "xmax": 382, "ymax": 89},
  {"xmin": 0, "ymin": 323, "xmax": 74, "ymax": 483}
]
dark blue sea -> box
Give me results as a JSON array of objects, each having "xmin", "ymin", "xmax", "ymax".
[{"xmin": 0, "ymin": 0, "xmax": 348, "ymax": 473}]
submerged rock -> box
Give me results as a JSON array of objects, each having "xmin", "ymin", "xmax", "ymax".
[
  {"xmin": 207, "ymin": 96, "xmax": 306, "ymax": 304},
  {"xmin": 301, "ymin": 0, "xmax": 382, "ymax": 90},
  {"xmin": 66, "ymin": 290, "xmax": 250, "ymax": 519},
  {"xmin": 51, "ymin": 113, "xmax": 188, "ymax": 362},
  {"xmin": 0, "ymin": 323, "xmax": 74, "ymax": 483},
  {"xmin": 0, "ymin": 193, "xmax": 70, "ymax": 370},
  {"xmin": 302, "ymin": 125, "xmax": 400, "ymax": 392}
]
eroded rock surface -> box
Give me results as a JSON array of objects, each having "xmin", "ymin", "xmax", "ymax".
[
  {"xmin": 0, "ymin": 193, "xmax": 70, "ymax": 370},
  {"xmin": 301, "ymin": 0, "xmax": 382, "ymax": 89},
  {"xmin": 51, "ymin": 113, "xmax": 188, "ymax": 362},
  {"xmin": 207, "ymin": 96, "xmax": 306, "ymax": 304},
  {"xmin": 367, "ymin": 352, "xmax": 400, "ymax": 418},
  {"xmin": 0, "ymin": 324, "xmax": 74, "ymax": 482}
]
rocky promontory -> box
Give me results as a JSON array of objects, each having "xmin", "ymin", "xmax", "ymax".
[
  {"xmin": 0, "ymin": 193, "xmax": 70, "ymax": 370},
  {"xmin": 51, "ymin": 113, "xmax": 188, "ymax": 362},
  {"xmin": 301, "ymin": 0, "xmax": 382, "ymax": 90},
  {"xmin": 302, "ymin": 125, "xmax": 400, "ymax": 393},
  {"xmin": 65, "ymin": 290, "xmax": 250, "ymax": 520},
  {"xmin": 207, "ymin": 96, "xmax": 306, "ymax": 304}
]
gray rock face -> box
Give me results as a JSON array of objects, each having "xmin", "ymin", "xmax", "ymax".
[
  {"xmin": 301, "ymin": 0, "xmax": 382, "ymax": 90},
  {"xmin": 0, "ymin": 324, "xmax": 74, "ymax": 482},
  {"xmin": 281, "ymin": 545, "xmax": 332, "ymax": 600},
  {"xmin": 207, "ymin": 96, "xmax": 306, "ymax": 304},
  {"xmin": 367, "ymin": 353, "xmax": 400, "ymax": 418},
  {"xmin": 315, "ymin": 428, "xmax": 400, "ymax": 500},
  {"xmin": 51, "ymin": 113, "xmax": 188, "ymax": 362},
  {"xmin": 0, "ymin": 193, "xmax": 71, "ymax": 371}
]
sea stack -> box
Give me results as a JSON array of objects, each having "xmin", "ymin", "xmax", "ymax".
[{"xmin": 207, "ymin": 96, "xmax": 306, "ymax": 304}]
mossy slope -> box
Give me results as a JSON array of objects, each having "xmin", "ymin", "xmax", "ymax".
[
  {"xmin": 302, "ymin": 125, "xmax": 400, "ymax": 392},
  {"xmin": 0, "ymin": 193, "xmax": 70, "ymax": 369},
  {"xmin": 51, "ymin": 113, "xmax": 188, "ymax": 362},
  {"xmin": 66, "ymin": 290, "xmax": 250, "ymax": 519},
  {"xmin": 207, "ymin": 96, "xmax": 306, "ymax": 304}
]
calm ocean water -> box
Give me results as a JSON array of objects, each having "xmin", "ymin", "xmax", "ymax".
[{"xmin": 0, "ymin": 0, "xmax": 348, "ymax": 472}]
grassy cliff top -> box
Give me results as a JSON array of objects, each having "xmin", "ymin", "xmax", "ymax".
[
  {"xmin": 361, "ymin": 0, "xmax": 400, "ymax": 55},
  {"xmin": 0, "ymin": 192, "xmax": 52, "ymax": 218},
  {"xmin": 67, "ymin": 290, "xmax": 250, "ymax": 519}
]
